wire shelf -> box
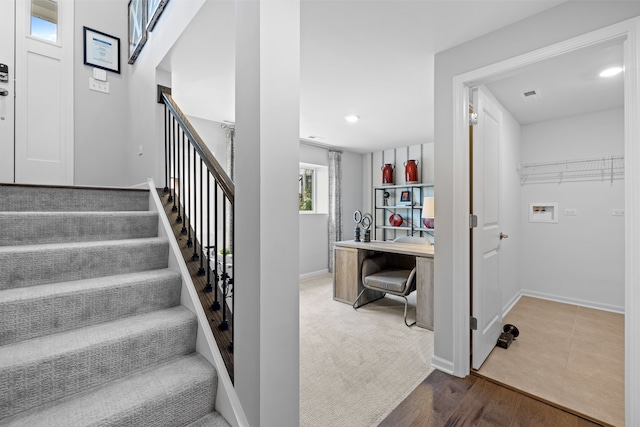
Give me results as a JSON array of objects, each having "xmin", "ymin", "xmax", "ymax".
[{"xmin": 518, "ymin": 155, "xmax": 624, "ymax": 184}]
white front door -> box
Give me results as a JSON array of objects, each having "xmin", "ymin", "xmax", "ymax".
[
  {"xmin": 0, "ymin": 0, "xmax": 15, "ymax": 183},
  {"xmin": 471, "ymin": 86, "xmax": 503, "ymax": 370},
  {"xmin": 14, "ymin": 0, "xmax": 74, "ymax": 185}
]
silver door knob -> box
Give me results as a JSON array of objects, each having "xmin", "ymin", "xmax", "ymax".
[
  {"xmin": 0, "ymin": 89, "xmax": 8, "ymax": 96},
  {"xmin": 500, "ymin": 232, "xmax": 509, "ymax": 240}
]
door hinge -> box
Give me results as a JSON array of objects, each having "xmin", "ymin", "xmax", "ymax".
[
  {"xmin": 469, "ymin": 214, "xmax": 478, "ymax": 229},
  {"xmin": 469, "ymin": 112, "xmax": 478, "ymax": 126},
  {"xmin": 470, "ymin": 316, "xmax": 478, "ymax": 331}
]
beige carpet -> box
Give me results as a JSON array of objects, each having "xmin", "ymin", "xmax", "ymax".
[{"xmin": 299, "ymin": 274, "xmax": 434, "ymax": 427}]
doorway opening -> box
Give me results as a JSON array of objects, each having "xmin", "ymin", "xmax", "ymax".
[{"xmin": 452, "ymin": 18, "xmax": 640, "ymax": 427}]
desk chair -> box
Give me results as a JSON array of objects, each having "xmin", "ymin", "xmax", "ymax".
[{"xmin": 353, "ymin": 236, "xmax": 431, "ymax": 326}]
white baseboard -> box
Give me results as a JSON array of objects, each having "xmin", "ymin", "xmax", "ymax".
[
  {"xmin": 431, "ymin": 356, "xmax": 455, "ymax": 376},
  {"xmin": 522, "ymin": 290, "xmax": 624, "ymax": 314},
  {"xmin": 299, "ymin": 269, "xmax": 330, "ymax": 280},
  {"xmin": 502, "ymin": 291, "xmax": 523, "ymax": 318}
]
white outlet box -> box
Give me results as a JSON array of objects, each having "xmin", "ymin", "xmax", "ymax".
[
  {"xmin": 564, "ymin": 208, "xmax": 577, "ymax": 216},
  {"xmin": 612, "ymin": 209, "xmax": 625, "ymax": 216}
]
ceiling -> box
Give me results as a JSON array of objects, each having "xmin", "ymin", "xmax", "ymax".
[
  {"xmin": 162, "ymin": 1, "xmax": 614, "ymax": 154},
  {"xmin": 484, "ymin": 37, "xmax": 624, "ymax": 125}
]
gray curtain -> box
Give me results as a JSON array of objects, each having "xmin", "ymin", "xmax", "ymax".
[
  {"xmin": 328, "ymin": 150, "xmax": 342, "ymax": 273},
  {"xmin": 223, "ymin": 124, "xmax": 235, "ymax": 252}
]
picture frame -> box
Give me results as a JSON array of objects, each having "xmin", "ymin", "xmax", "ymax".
[
  {"xmin": 83, "ymin": 27, "xmax": 120, "ymax": 74},
  {"xmin": 128, "ymin": 0, "xmax": 147, "ymax": 64},
  {"xmin": 399, "ymin": 190, "xmax": 412, "ymax": 204},
  {"xmin": 146, "ymin": 0, "xmax": 169, "ymax": 31}
]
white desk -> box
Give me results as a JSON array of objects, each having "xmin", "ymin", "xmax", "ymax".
[{"xmin": 333, "ymin": 240, "xmax": 434, "ymax": 330}]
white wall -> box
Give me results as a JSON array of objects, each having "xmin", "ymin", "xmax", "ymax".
[
  {"xmin": 74, "ymin": 1, "xmax": 130, "ymax": 186},
  {"xmin": 187, "ymin": 116, "xmax": 228, "ymax": 167},
  {"xmin": 299, "ymin": 143, "xmax": 363, "ymax": 277},
  {"xmin": 520, "ymin": 108, "xmax": 625, "ymax": 312},
  {"xmin": 342, "ymin": 150, "xmax": 364, "ymax": 244},
  {"xmin": 433, "ymin": 1, "xmax": 640, "ymax": 371}
]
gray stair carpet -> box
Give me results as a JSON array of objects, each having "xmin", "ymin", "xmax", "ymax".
[
  {"xmin": 0, "ymin": 211, "xmax": 159, "ymax": 246},
  {"xmin": 0, "ymin": 185, "xmax": 229, "ymax": 426}
]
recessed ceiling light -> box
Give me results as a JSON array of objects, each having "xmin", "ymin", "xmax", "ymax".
[
  {"xmin": 600, "ymin": 67, "xmax": 623, "ymax": 77},
  {"xmin": 345, "ymin": 115, "xmax": 359, "ymax": 123}
]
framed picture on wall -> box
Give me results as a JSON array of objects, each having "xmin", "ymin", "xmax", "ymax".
[
  {"xmin": 128, "ymin": 0, "xmax": 147, "ymax": 64},
  {"xmin": 83, "ymin": 27, "xmax": 120, "ymax": 73},
  {"xmin": 147, "ymin": 0, "xmax": 169, "ymax": 31}
]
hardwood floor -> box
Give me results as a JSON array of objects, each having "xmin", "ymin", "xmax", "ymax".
[{"xmin": 379, "ymin": 370, "xmax": 603, "ymax": 427}]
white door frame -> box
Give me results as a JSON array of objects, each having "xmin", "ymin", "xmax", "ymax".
[{"xmin": 450, "ymin": 17, "xmax": 640, "ymax": 425}]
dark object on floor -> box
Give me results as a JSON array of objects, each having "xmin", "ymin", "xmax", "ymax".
[{"xmin": 497, "ymin": 323, "xmax": 520, "ymax": 349}]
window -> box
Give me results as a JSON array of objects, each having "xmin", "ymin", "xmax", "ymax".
[
  {"xmin": 299, "ymin": 162, "xmax": 329, "ymax": 214},
  {"xmin": 31, "ymin": 0, "xmax": 58, "ymax": 43},
  {"xmin": 299, "ymin": 167, "xmax": 314, "ymax": 212}
]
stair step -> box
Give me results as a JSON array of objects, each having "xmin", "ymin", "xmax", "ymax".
[
  {"xmin": 2, "ymin": 353, "xmax": 218, "ymax": 427},
  {"xmin": 0, "ymin": 306, "xmax": 197, "ymax": 421},
  {"xmin": 0, "ymin": 184, "xmax": 150, "ymax": 212},
  {"xmin": 186, "ymin": 411, "xmax": 232, "ymax": 427},
  {"xmin": 0, "ymin": 211, "xmax": 159, "ymax": 246},
  {"xmin": 0, "ymin": 237, "xmax": 169, "ymax": 290},
  {"xmin": 0, "ymin": 269, "xmax": 182, "ymax": 346}
]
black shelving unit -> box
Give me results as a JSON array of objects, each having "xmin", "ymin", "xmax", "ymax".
[{"xmin": 373, "ymin": 183, "xmax": 434, "ymax": 241}]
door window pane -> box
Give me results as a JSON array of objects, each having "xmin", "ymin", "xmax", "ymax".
[{"xmin": 31, "ymin": 0, "xmax": 58, "ymax": 43}]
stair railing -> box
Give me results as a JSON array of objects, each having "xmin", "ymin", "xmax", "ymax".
[{"xmin": 161, "ymin": 91, "xmax": 235, "ymax": 360}]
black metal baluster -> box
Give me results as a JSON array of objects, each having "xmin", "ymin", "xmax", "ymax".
[
  {"xmin": 205, "ymin": 173, "xmax": 213, "ymax": 293},
  {"xmin": 197, "ymin": 158, "xmax": 205, "ymax": 271},
  {"xmin": 212, "ymin": 184, "xmax": 221, "ymax": 311},
  {"xmin": 191, "ymin": 149, "xmax": 199, "ymax": 259},
  {"xmin": 163, "ymin": 104, "xmax": 169, "ymax": 194},
  {"xmin": 170, "ymin": 116, "xmax": 176, "ymax": 207},
  {"xmin": 220, "ymin": 199, "xmax": 229, "ymax": 331},
  {"xmin": 181, "ymin": 141, "xmax": 193, "ymax": 239},
  {"xmin": 181, "ymin": 134, "xmax": 188, "ymax": 235},
  {"xmin": 176, "ymin": 126, "xmax": 183, "ymax": 222},
  {"xmin": 229, "ymin": 201, "xmax": 235, "ymax": 353}
]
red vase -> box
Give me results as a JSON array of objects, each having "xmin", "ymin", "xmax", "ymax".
[
  {"xmin": 381, "ymin": 163, "xmax": 394, "ymax": 185},
  {"xmin": 404, "ymin": 159, "xmax": 419, "ymax": 183}
]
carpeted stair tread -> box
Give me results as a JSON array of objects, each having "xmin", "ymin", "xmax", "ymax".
[
  {"xmin": 0, "ymin": 306, "xmax": 197, "ymax": 420},
  {"xmin": 0, "ymin": 269, "xmax": 182, "ymax": 346},
  {"xmin": 0, "ymin": 237, "xmax": 169, "ymax": 290},
  {"xmin": 0, "ymin": 211, "xmax": 159, "ymax": 246},
  {"xmin": 2, "ymin": 353, "xmax": 218, "ymax": 427},
  {"xmin": 0, "ymin": 184, "xmax": 150, "ymax": 212},
  {"xmin": 185, "ymin": 411, "xmax": 232, "ymax": 427}
]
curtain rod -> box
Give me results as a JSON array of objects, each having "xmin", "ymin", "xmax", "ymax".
[{"xmin": 300, "ymin": 138, "xmax": 343, "ymax": 153}]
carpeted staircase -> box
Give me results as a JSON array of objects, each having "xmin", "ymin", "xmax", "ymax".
[{"xmin": 0, "ymin": 184, "xmax": 230, "ymax": 427}]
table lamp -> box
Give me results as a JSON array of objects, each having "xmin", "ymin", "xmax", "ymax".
[{"xmin": 422, "ymin": 196, "xmax": 434, "ymax": 229}]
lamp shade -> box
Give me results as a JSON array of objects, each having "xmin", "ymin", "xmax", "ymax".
[{"xmin": 422, "ymin": 197, "xmax": 435, "ymax": 219}]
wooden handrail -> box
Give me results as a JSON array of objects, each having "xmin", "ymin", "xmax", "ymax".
[{"xmin": 161, "ymin": 92, "xmax": 235, "ymax": 204}]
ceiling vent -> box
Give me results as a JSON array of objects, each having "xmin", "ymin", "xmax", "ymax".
[{"xmin": 521, "ymin": 89, "xmax": 541, "ymax": 101}]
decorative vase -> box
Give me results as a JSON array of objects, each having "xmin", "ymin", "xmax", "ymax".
[
  {"xmin": 381, "ymin": 163, "xmax": 394, "ymax": 185},
  {"xmin": 404, "ymin": 159, "xmax": 419, "ymax": 184}
]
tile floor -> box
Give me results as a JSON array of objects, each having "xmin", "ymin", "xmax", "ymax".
[{"xmin": 476, "ymin": 296, "xmax": 624, "ymax": 426}]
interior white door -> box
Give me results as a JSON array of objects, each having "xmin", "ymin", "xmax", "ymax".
[
  {"xmin": 471, "ymin": 86, "xmax": 503, "ymax": 370},
  {"xmin": 0, "ymin": 0, "xmax": 15, "ymax": 183},
  {"xmin": 14, "ymin": 0, "xmax": 73, "ymax": 185}
]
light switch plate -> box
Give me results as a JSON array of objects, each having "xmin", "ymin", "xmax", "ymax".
[
  {"xmin": 612, "ymin": 209, "xmax": 625, "ymax": 216},
  {"xmin": 564, "ymin": 208, "xmax": 577, "ymax": 216},
  {"xmin": 93, "ymin": 68, "xmax": 107, "ymax": 81}
]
